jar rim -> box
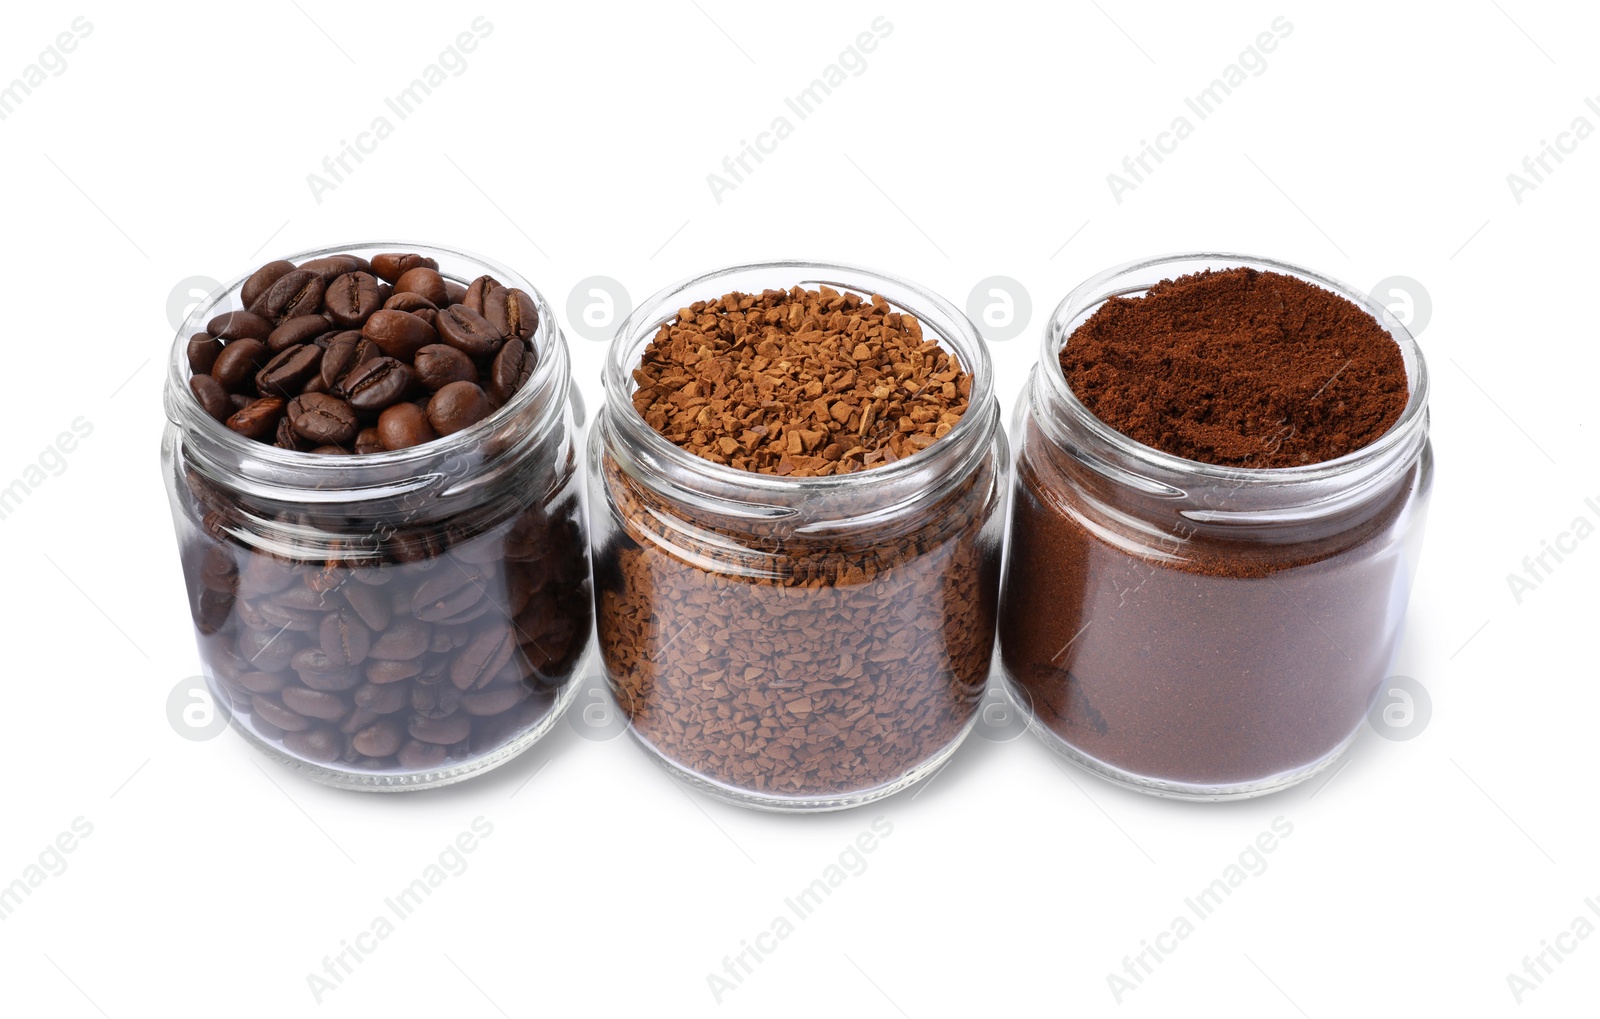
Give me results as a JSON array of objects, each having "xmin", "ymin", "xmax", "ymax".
[
  {"xmin": 1037, "ymin": 251, "xmax": 1430, "ymax": 486},
  {"xmin": 164, "ymin": 240, "xmax": 567, "ymax": 481},
  {"xmin": 602, "ymin": 258, "xmax": 997, "ymax": 494}
]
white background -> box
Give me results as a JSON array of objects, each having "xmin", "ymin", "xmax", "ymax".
[{"xmin": 0, "ymin": 2, "xmax": 1595, "ymax": 1015}]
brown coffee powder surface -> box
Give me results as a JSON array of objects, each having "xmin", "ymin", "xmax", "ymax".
[
  {"xmin": 1060, "ymin": 267, "xmax": 1407, "ymax": 468},
  {"xmin": 631, "ymin": 285, "xmax": 970, "ymax": 475}
]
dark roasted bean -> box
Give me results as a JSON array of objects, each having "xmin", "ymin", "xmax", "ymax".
[
  {"xmin": 412, "ymin": 344, "xmax": 477, "ymax": 391},
  {"xmin": 241, "ymin": 260, "xmax": 296, "ymax": 308},
  {"xmin": 208, "ymin": 310, "xmax": 273, "ymax": 341},
  {"xmin": 483, "ymin": 286, "xmax": 537, "ymax": 341},
  {"xmin": 488, "ymin": 339, "xmax": 532, "ymax": 404},
  {"xmin": 461, "ymin": 275, "xmax": 501, "ymax": 313},
  {"xmin": 361, "ymin": 309, "xmax": 437, "ymax": 361},
  {"xmin": 190, "ymin": 374, "xmax": 232, "ymax": 421},
  {"xmin": 210, "ymin": 338, "xmax": 268, "ymax": 390},
  {"xmin": 392, "ymin": 266, "xmax": 448, "ymax": 307},
  {"xmin": 337, "ymin": 357, "xmax": 414, "ymax": 413},
  {"xmin": 377, "ymin": 402, "xmax": 437, "ymax": 451},
  {"xmin": 187, "ymin": 333, "xmax": 223, "ymax": 373},
  {"xmin": 370, "ymin": 252, "xmax": 438, "ymax": 283},
  {"xmin": 252, "ymin": 269, "xmax": 325, "ymax": 323},
  {"xmin": 256, "ymin": 344, "xmax": 323, "ymax": 398},
  {"xmin": 226, "ymin": 396, "xmax": 286, "ymax": 441},
  {"xmin": 427, "ymin": 381, "xmax": 493, "ymax": 435},
  {"xmin": 267, "ymin": 314, "xmax": 334, "ymax": 353},
  {"xmin": 451, "ymin": 623, "xmax": 515, "ymax": 690},
  {"xmin": 298, "ymin": 254, "xmax": 364, "ymax": 282},
  {"xmin": 288, "ymin": 392, "xmax": 359, "ymax": 446},
  {"xmin": 382, "ymin": 291, "xmax": 436, "ymax": 313},
  {"xmin": 319, "ymin": 606, "xmax": 371, "ymax": 666},
  {"xmin": 282, "ymin": 686, "xmax": 349, "ymax": 721},
  {"xmin": 408, "ymin": 712, "xmax": 471, "ymax": 745},
  {"xmin": 435, "ymin": 304, "xmax": 504, "ymax": 358},
  {"xmin": 324, "ymin": 270, "xmax": 383, "ymax": 327}
]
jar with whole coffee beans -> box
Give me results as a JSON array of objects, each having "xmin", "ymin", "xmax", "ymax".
[{"xmin": 162, "ymin": 243, "xmax": 591, "ymax": 790}]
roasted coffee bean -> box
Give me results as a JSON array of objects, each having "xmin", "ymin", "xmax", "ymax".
[
  {"xmin": 393, "ymin": 266, "xmax": 448, "ymax": 307},
  {"xmin": 251, "ymin": 695, "xmax": 313, "ymax": 732},
  {"xmin": 484, "ymin": 286, "xmax": 537, "ymax": 341},
  {"xmin": 207, "ymin": 310, "xmax": 272, "ymax": 342},
  {"xmin": 324, "ymin": 270, "xmax": 382, "ymax": 327},
  {"xmin": 352, "ymin": 718, "xmax": 404, "ymax": 757},
  {"xmin": 377, "ymin": 402, "xmax": 437, "ymax": 451},
  {"xmin": 190, "ymin": 374, "xmax": 232, "ymax": 421},
  {"xmin": 354, "ymin": 681, "xmax": 408, "ymax": 713},
  {"xmin": 411, "ymin": 565, "xmax": 485, "ymax": 622},
  {"xmin": 226, "ymin": 396, "xmax": 286, "ymax": 441},
  {"xmin": 370, "ymin": 252, "xmax": 438, "ymax": 283},
  {"xmin": 319, "ymin": 607, "xmax": 371, "ymax": 666},
  {"xmin": 238, "ymin": 671, "xmax": 288, "ymax": 695},
  {"xmin": 281, "ymin": 686, "xmax": 349, "ymax": 721},
  {"xmin": 361, "ymin": 309, "xmax": 437, "ymax": 361},
  {"xmin": 367, "ymin": 658, "xmax": 424, "ymax": 684},
  {"xmin": 445, "ymin": 279, "xmax": 467, "ymax": 305},
  {"xmin": 354, "ymin": 428, "xmax": 385, "ymax": 455},
  {"xmin": 256, "ymin": 344, "xmax": 323, "ymax": 398},
  {"xmin": 408, "ymin": 712, "xmax": 471, "ymax": 745},
  {"xmin": 267, "ymin": 314, "xmax": 334, "ymax": 353},
  {"xmin": 288, "ymin": 392, "xmax": 359, "ymax": 446},
  {"xmin": 412, "ymin": 679, "xmax": 462, "ymax": 719},
  {"xmin": 298, "ymin": 254, "xmax": 365, "ymax": 281},
  {"xmin": 488, "ymin": 339, "xmax": 531, "ymax": 404},
  {"xmin": 337, "ymin": 357, "xmax": 414, "ymax": 414},
  {"xmin": 383, "ymin": 291, "xmax": 436, "ymax": 313},
  {"xmin": 319, "ymin": 331, "xmax": 377, "ymax": 389},
  {"xmin": 210, "ymin": 337, "xmax": 268, "ymax": 390},
  {"xmin": 241, "ymin": 259, "xmax": 296, "ymax": 308},
  {"xmin": 284, "ymin": 726, "xmax": 342, "ymax": 762},
  {"xmin": 461, "ymin": 685, "xmax": 530, "ymax": 716},
  {"xmin": 187, "ymin": 333, "xmax": 223, "ymax": 373},
  {"xmin": 292, "ymin": 647, "xmax": 364, "ymax": 692},
  {"xmin": 368, "ymin": 617, "xmax": 431, "ymax": 659},
  {"xmin": 435, "ymin": 304, "xmax": 504, "ymax": 358},
  {"xmin": 451, "ymin": 623, "xmax": 515, "ymax": 691},
  {"xmin": 230, "ymin": 393, "xmax": 253, "ymax": 412},
  {"xmin": 412, "ymin": 344, "xmax": 476, "ymax": 391},
  {"xmin": 397, "ymin": 739, "xmax": 448, "ymax": 769},
  {"xmin": 342, "ymin": 584, "xmax": 391, "ymax": 631},
  {"xmin": 427, "ymin": 381, "xmax": 493, "ymax": 436},
  {"xmin": 461, "ymin": 275, "xmax": 502, "ymax": 313},
  {"xmin": 252, "ymin": 269, "xmax": 325, "ymax": 323},
  {"xmin": 274, "ymin": 416, "xmax": 311, "ymax": 450}
]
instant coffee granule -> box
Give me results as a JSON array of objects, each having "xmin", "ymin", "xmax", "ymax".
[
  {"xmin": 1001, "ymin": 267, "xmax": 1422, "ymax": 787},
  {"xmin": 629, "ymin": 286, "xmax": 968, "ymax": 475},
  {"xmin": 597, "ymin": 285, "xmax": 1000, "ymax": 799}
]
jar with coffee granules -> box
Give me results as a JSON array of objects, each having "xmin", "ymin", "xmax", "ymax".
[
  {"xmin": 999, "ymin": 254, "xmax": 1433, "ymax": 799},
  {"xmin": 162, "ymin": 243, "xmax": 591, "ymax": 790},
  {"xmin": 590, "ymin": 262, "xmax": 1008, "ymax": 810}
]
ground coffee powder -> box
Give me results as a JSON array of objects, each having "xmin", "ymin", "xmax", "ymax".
[
  {"xmin": 596, "ymin": 284, "xmax": 1002, "ymax": 802},
  {"xmin": 1001, "ymin": 265, "xmax": 1428, "ymax": 792},
  {"xmin": 1060, "ymin": 267, "xmax": 1407, "ymax": 467}
]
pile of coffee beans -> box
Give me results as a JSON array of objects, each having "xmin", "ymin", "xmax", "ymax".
[
  {"xmin": 186, "ymin": 251, "xmax": 538, "ymax": 453},
  {"xmin": 175, "ymin": 248, "xmax": 592, "ymax": 779},
  {"xmin": 187, "ymin": 482, "xmax": 592, "ymax": 775}
]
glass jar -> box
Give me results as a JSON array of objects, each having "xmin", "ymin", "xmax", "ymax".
[
  {"xmin": 999, "ymin": 253, "xmax": 1433, "ymax": 799},
  {"xmin": 162, "ymin": 243, "xmax": 592, "ymax": 791},
  {"xmin": 589, "ymin": 261, "xmax": 1008, "ymax": 810}
]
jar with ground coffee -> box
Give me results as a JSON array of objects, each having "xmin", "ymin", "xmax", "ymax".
[
  {"xmin": 590, "ymin": 261, "xmax": 1007, "ymax": 810},
  {"xmin": 162, "ymin": 243, "xmax": 591, "ymax": 790},
  {"xmin": 1000, "ymin": 254, "xmax": 1433, "ymax": 799}
]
